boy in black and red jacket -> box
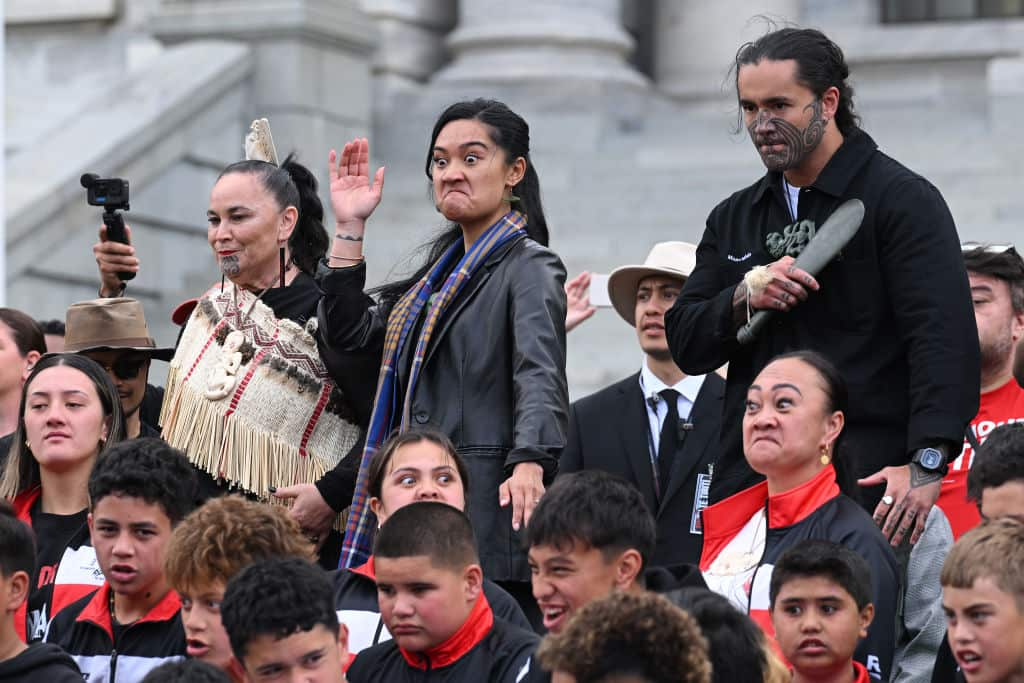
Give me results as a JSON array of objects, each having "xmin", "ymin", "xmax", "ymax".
[
  {"xmin": 46, "ymin": 438, "xmax": 197, "ymax": 681},
  {"xmin": 347, "ymin": 502, "xmax": 542, "ymax": 683},
  {"xmin": 770, "ymin": 540, "xmax": 877, "ymax": 683},
  {"xmin": 221, "ymin": 557, "xmax": 350, "ymax": 683}
]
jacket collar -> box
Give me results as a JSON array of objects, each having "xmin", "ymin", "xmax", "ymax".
[
  {"xmin": 12, "ymin": 486, "xmax": 41, "ymax": 523},
  {"xmin": 350, "ymin": 556, "xmax": 376, "ymax": 581},
  {"xmin": 767, "ymin": 464, "xmax": 841, "ymax": 529},
  {"xmin": 76, "ymin": 582, "xmax": 182, "ymax": 640},
  {"xmin": 752, "ymin": 130, "xmax": 879, "ymax": 204},
  {"xmin": 399, "ymin": 593, "xmax": 493, "ymax": 670},
  {"xmin": 700, "ymin": 465, "xmax": 840, "ymax": 570}
]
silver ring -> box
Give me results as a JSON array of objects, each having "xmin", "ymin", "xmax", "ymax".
[{"xmin": 882, "ymin": 495, "xmax": 894, "ymax": 506}]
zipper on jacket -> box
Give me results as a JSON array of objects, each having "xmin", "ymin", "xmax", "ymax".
[{"xmin": 110, "ymin": 647, "xmax": 118, "ymax": 682}]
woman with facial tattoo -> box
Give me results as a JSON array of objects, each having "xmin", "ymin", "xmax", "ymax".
[{"xmin": 92, "ymin": 121, "xmax": 367, "ymax": 566}]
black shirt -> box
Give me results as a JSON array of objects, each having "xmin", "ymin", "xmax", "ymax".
[{"xmin": 27, "ymin": 503, "xmax": 91, "ymax": 642}]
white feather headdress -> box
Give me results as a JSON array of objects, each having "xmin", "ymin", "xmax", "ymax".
[{"xmin": 244, "ymin": 118, "xmax": 280, "ymax": 166}]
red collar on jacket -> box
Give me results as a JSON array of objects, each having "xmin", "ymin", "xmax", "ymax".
[
  {"xmin": 76, "ymin": 582, "xmax": 182, "ymax": 640},
  {"xmin": 398, "ymin": 593, "xmax": 494, "ymax": 670},
  {"xmin": 351, "ymin": 556, "xmax": 376, "ymax": 581},
  {"xmin": 700, "ymin": 465, "xmax": 840, "ymax": 570},
  {"xmin": 11, "ymin": 486, "xmax": 41, "ymax": 523}
]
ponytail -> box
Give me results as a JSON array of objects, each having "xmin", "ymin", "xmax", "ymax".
[{"xmin": 280, "ymin": 155, "xmax": 328, "ymax": 275}]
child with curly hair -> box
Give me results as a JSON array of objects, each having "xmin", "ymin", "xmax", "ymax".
[{"xmin": 536, "ymin": 591, "xmax": 712, "ymax": 683}]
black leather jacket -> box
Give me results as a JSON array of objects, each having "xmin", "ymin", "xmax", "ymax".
[{"xmin": 318, "ymin": 235, "xmax": 568, "ymax": 582}]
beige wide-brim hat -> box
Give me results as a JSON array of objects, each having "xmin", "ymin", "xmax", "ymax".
[
  {"xmin": 607, "ymin": 241, "xmax": 699, "ymax": 326},
  {"xmin": 64, "ymin": 298, "xmax": 175, "ymax": 361}
]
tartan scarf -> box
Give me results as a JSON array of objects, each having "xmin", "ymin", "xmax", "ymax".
[{"xmin": 339, "ymin": 210, "xmax": 527, "ymax": 568}]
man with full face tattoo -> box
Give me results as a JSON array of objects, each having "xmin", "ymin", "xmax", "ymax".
[{"xmin": 665, "ymin": 27, "xmax": 980, "ymax": 548}]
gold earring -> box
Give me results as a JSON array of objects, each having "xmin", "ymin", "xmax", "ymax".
[
  {"xmin": 24, "ymin": 440, "xmax": 30, "ymax": 450},
  {"xmin": 820, "ymin": 446, "xmax": 831, "ymax": 466}
]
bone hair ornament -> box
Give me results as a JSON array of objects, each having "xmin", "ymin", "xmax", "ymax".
[{"xmin": 244, "ymin": 118, "xmax": 280, "ymax": 166}]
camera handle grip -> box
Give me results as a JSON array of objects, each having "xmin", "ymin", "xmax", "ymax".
[{"xmin": 102, "ymin": 210, "xmax": 136, "ymax": 281}]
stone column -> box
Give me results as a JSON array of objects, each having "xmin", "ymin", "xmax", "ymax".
[
  {"xmin": 150, "ymin": 0, "xmax": 376, "ymax": 161},
  {"xmin": 359, "ymin": 0, "xmax": 456, "ymax": 87},
  {"xmin": 433, "ymin": 0, "xmax": 645, "ymax": 87},
  {"xmin": 653, "ymin": 0, "xmax": 801, "ymax": 99}
]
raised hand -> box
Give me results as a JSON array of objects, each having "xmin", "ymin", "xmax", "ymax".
[
  {"xmin": 94, "ymin": 223, "xmax": 139, "ymax": 296},
  {"xmin": 565, "ymin": 271, "xmax": 596, "ymax": 333},
  {"xmin": 328, "ymin": 138, "xmax": 385, "ymax": 227}
]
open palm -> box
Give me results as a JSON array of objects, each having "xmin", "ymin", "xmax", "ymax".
[{"xmin": 329, "ymin": 137, "xmax": 385, "ymax": 224}]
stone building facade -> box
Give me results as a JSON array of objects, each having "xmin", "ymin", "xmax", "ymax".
[{"xmin": 5, "ymin": 0, "xmax": 1024, "ymax": 395}]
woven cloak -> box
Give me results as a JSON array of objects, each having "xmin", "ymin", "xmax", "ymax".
[{"xmin": 160, "ymin": 283, "xmax": 359, "ymax": 516}]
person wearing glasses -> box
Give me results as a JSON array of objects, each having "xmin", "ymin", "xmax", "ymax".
[
  {"xmin": 60, "ymin": 298, "xmax": 173, "ymax": 440},
  {"xmin": 937, "ymin": 243, "xmax": 1024, "ymax": 539}
]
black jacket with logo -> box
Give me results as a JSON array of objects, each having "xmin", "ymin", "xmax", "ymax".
[
  {"xmin": 666, "ymin": 130, "xmax": 980, "ymax": 505},
  {"xmin": 45, "ymin": 583, "xmax": 185, "ymax": 682}
]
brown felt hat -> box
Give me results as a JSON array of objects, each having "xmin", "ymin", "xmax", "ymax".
[
  {"xmin": 607, "ymin": 241, "xmax": 698, "ymax": 327},
  {"xmin": 64, "ymin": 298, "xmax": 174, "ymax": 361}
]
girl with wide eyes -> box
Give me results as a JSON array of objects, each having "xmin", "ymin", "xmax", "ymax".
[
  {"xmin": 334, "ymin": 427, "xmax": 530, "ymax": 655},
  {"xmin": 0, "ymin": 353, "xmax": 126, "ymax": 642},
  {"xmin": 325, "ymin": 98, "xmax": 567, "ymax": 624},
  {"xmin": 699, "ymin": 351, "xmax": 901, "ymax": 679}
]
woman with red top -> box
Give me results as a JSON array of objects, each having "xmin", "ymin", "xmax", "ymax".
[
  {"xmin": 699, "ymin": 350, "xmax": 898, "ymax": 681},
  {"xmin": 0, "ymin": 354, "xmax": 126, "ymax": 642}
]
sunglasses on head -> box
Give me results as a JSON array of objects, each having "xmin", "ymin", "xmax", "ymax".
[
  {"xmin": 961, "ymin": 242, "xmax": 1017, "ymax": 255},
  {"xmin": 98, "ymin": 355, "xmax": 149, "ymax": 380}
]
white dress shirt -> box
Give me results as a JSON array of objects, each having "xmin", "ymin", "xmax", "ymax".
[{"xmin": 638, "ymin": 360, "xmax": 706, "ymax": 455}]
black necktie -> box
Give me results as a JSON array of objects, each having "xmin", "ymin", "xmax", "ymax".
[{"xmin": 657, "ymin": 389, "xmax": 680, "ymax": 491}]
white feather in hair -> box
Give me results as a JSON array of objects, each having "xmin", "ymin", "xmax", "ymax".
[{"xmin": 244, "ymin": 118, "xmax": 280, "ymax": 166}]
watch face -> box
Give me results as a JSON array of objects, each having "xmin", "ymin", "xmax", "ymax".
[{"xmin": 920, "ymin": 447, "xmax": 943, "ymax": 470}]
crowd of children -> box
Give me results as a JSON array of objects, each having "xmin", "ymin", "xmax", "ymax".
[{"xmin": 0, "ymin": 422, "xmax": 1020, "ymax": 682}]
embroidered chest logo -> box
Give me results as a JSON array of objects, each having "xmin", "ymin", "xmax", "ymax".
[{"xmin": 766, "ymin": 219, "xmax": 816, "ymax": 259}]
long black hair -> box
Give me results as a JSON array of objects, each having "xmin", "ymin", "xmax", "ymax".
[
  {"xmin": 373, "ymin": 99, "xmax": 549, "ymax": 310},
  {"xmin": 734, "ymin": 27, "xmax": 860, "ymax": 137},
  {"xmin": 217, "ymin": 154, "xmax": 328, "ymax": 276}
]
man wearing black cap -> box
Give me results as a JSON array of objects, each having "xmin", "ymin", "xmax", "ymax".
[{"xmin": 63, "ymin": 298, "xmax": 173, "ymax": 439}]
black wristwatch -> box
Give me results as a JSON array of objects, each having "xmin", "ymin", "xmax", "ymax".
[{"xmin": 910, "ymin": 446, "xmax": 949, "ymax": 476}]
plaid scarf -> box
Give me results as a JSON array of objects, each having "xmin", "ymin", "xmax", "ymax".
[{"xmin": 339, "ymin": 211, "xmax": 527, "ymax": 568}]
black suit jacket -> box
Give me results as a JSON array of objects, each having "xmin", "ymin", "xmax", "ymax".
[{"xmin": 560, "ymin": 371, "xmax": 725, "ymax": 566}]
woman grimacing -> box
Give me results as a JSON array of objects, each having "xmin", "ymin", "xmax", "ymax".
[
  {"xmin": 699, "ymin": 350, "xmax": 899, "ymax": 680},
  {"xmin": 323, "ymin": 99, "xmax": 568, "ymax": 610},
  {"xmin": 0, "ymin": 354, "xmax": 126, "ymax": 642}
]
